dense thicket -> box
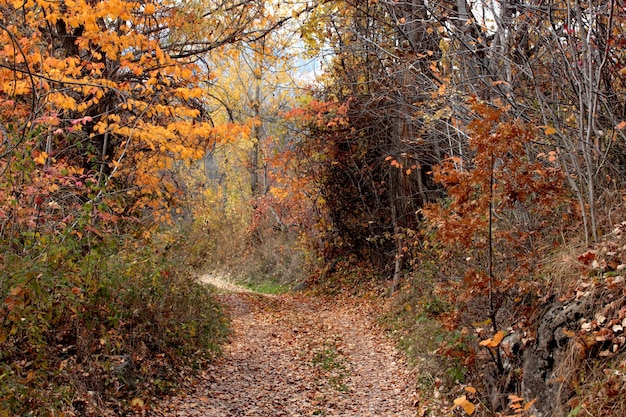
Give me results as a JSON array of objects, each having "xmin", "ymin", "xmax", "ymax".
[
  {"xmin": 294, "ymin": 0, "xmax": 626, "ymax": 414},
  {"xmin": 300, "ymin": 0, "xmax": 626, "ymax": 266}
]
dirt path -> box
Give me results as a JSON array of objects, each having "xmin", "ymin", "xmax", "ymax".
[{"xmin": 150, "ymin": 275, "xmax": 417, "ymax": 416}]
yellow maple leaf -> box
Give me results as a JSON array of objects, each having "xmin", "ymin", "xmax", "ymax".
[{"xmin": 454, "ymin": 395, "xmax": 476, "ymax": 415}]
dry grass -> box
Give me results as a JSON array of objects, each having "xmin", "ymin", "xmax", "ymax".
[
  {"xmin": 541, "ymin": 238, "xmax": 591, "ymax": 298},
  {"xmin": 540, "ymin": 219, "xmax": 626, "ymax": 417}
]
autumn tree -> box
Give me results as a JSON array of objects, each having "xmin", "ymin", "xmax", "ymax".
[
  {"xmin": 165, "ymin": 3, "xmax": 319, "ymax": 284},
  {"xmin": 423, "ymin": 98, "xmax": 565, "ymax": 339},
  {"xmin": 0, "ymin": 0, "xmax": 321, "ymax": 228},
  {"xmin": 0, "ymin": 0, "xmax": 319, "ymax": 413},
  {"xmin": 294, "ymin": 0, "xmax": 626, "ymax": 283}
]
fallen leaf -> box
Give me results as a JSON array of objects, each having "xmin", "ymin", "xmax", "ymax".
[
  {"xmin": 562, "ymin": 328, "xmax": 576, "ymax": 338},
  {"xmin": 577, "ymin": 250, "xmax": 596, "ymax": 265},
  {"xmin": 131, "ymin": 398, "xmax": 144, "ymax": 409},
  {"xmin": 454, "ymin": 395, "xmax": 475, "ymax": 415},
  {"xmin": 524, "ymin": 398, "xmax": 538, "ymax": 410}
]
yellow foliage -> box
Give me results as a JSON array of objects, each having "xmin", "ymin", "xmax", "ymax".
[
  {"xmin": 33, "ymin": 151, "xmax": 48, "ymax": 165},
  {"xmin": 0, "ymin": 0, "xmax": 293, "ymax": 222},
  {"xmin": 454, "ymin": 395, "xmax": 476, "ymax": 415}
]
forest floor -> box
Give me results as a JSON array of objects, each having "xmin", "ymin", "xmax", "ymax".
[{"xmin": 147, "ymin": 274, "xmax": 418, "ymax": 416}]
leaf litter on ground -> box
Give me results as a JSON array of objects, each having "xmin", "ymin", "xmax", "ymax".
[{"xmin": 145, "ymin": 274, "xmax": 418, "ymax": 416}]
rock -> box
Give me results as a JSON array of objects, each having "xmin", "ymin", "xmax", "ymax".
[{"xmin": 521, "ymin": 294, "xmax": 594, "ymax": 416}]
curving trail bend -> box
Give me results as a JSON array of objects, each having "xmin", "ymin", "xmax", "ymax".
[{"xmin": 150, "ymin": 275, "xmax": 417, "ymax": 416}]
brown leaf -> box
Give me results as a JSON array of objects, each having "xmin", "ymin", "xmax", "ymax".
[{"xmin": 577, "ymin": 250, "xmax": 596, "ymax": 266}]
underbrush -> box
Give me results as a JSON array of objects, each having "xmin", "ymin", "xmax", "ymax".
[
  {"xmin": 307, "ymin": 255, "xmax": 388, "ymax": 297},
  {"xmin": 381, "ymin": 262, "xmax": 475, "ymax": 414},
  {"xmin": 543, "ymin": 222, "xmax": 626, "ymax": 417},
  {"xmin": 204, "ymin": 215, "xmax": 310, "ymax": 292},
  {"xmin": 382, "ymin": 221, "xmax": 626, "ymax": 417},
  {"xmin": 0, "ymin": 225, "xmax": 228, "ymax": 416}
]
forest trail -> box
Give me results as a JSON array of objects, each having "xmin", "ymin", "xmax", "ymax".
[{"xmin": 149, "ymin": 274, "xmax": 418, "ymax": 416}]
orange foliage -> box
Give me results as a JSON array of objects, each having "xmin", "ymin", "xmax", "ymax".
[
  {"xmin": 423, "ymin": 99, "xmax": 567, "ymax": 285},
  {"xmin": 0, "ymin": 0, "xmax": 255, "ymax": 227}
]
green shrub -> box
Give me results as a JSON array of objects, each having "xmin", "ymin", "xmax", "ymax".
[
  {"xmin": 0, "ymin": 228, "xmax": 228, "ymax": 416},
  {"xmin": 381, "ymin": 262, "xmax": 472, "ymax": 392}
]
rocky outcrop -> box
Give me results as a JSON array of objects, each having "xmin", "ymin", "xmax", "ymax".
[{"xmin": 521, "ymin": 295, "xmax": 595, "ymax": 416}]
